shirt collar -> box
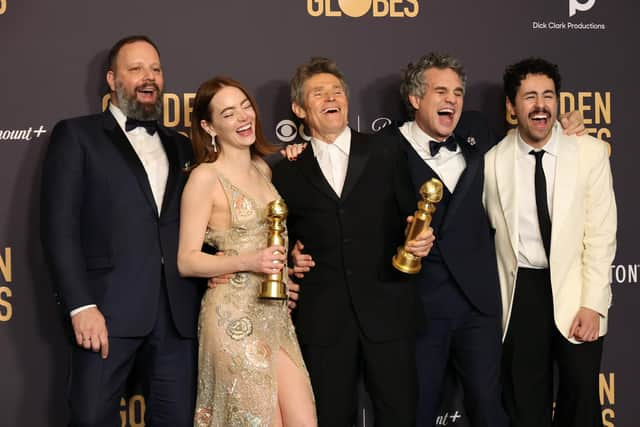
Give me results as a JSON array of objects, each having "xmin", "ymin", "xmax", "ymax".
[
  {"xmin": 109, "ymin": 103, "xmax": 128, "ymax": 133},
  {"xmin": 310, "ymin": 126, "xmax": 351, "ymax": 158},
  {"xmin": 516, "ymin": 121, "xmax": 560, "ymax": 158},
  {"xmin": 406, "ymin": 120, "xmax": 457, "ymax": 158}
]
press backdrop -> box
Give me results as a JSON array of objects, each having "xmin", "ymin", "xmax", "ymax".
[{"xmin": 0, "ymin": 1, "xmax": 637, "ymax": 426}]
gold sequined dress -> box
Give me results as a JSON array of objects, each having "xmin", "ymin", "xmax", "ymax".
[{"xmin": 194, "ymin": 171, "xmax": 311, "ymax": 427}]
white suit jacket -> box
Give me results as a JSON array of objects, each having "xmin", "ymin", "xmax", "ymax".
[{"xmin": 483, "ymin": 124, "xmax": 616, "ymax": 343}]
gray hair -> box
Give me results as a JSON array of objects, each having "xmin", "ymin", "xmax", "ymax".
[
  {"xmin": 400, "ymin": 52, "xmax": 467, "ymax": 115},
  {"xmin": 290, "ymin": 57, "xmax": 349, "ymax": 107}
]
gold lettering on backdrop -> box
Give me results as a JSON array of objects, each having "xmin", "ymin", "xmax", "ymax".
[
  {"xmin": 373, "ymin": 0, "xmax": 389, "ymax": 16},
  {"xmin": 101, "ymin": 93, "xmax": 195, "ymax": 133},
  {"xmin": 163, "ymin": 93, "xmax": 180, "ymax": 128},
  {"xmin": 183, "ymin": 93, "xmax": 195, "ymax": 128},
  {"xmin": 307, "ymin": 0, "xmax": 323, "ymax": 16},
  {"xmin": 325, "ymin": 0, "xmax": 341, "ymax": 16},
  {"xmin": 602, "ymin": 408, "xmax": 615, "ymax": 427},
  {"xmin": 0, "ymin": 0, "xmax": 6, "ymax": 15},
  {"xmin": 0, "ymin": 287, "xmax": 12, "ymax": 321},
  {"xmin": 0, "ymin": 247, "xmax": 11, "ymax": 282},
  {"xmin": 120, "ymin": 395, "xmax": 146, "ymax": 427},
  {"xmin": 506, "ymin": 91, "xmax": 613, "ymax": 144},
  {"xmin": 599, "ymin": 373, "xmax": 615, "ymax": 427},
  {"xmin": 404, "ymin": 0, "xmax": 419, "ymax": 17},
  {"xmin": 599, "ymin": 372, "xmax": 615, "ymax": 405},
  {"xmin": 338, "ymin": 0, "xmax": 372, "ymax": 18},
  {"xmin": 308, "ymin": 0, "xmax": 419, "ymax": 17}
]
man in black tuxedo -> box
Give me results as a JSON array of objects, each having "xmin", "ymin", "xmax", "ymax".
[
  {"xmin": 377, "ymin": 53, "xmax": 509, "ymax": 427},
  {"xmin": 271, "ymin": 57, "xmax": 433, "ymax": 427},
  {"xmin": 40, "ymin": 35, "xmax": 201, "ymax": 426}
]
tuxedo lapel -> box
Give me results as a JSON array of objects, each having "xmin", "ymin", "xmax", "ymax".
[
  {"xmin": 550, "ymin": 132, "xmax": 578, "ymax": 254},
  {"xmin": 295, "ymin": 139, "xmax": 339, "ymax": 202},
  {"xmin": 102, "ymin": 111, "xmax": 159, "ymax": 216},
  {"xmin": 495, "ymin": 132, "xmax": 519, "ymax": 257},
  {"xmin": 397, "ymin": 132, "xmax": 440, "ymax": 192},
  {"xmin": 158, "ymin": 127, "xmax": 180, "ymax": 218},
  {"xmin": 340, "ymin": 129, "xmax": 370, "ymax": 201},
  {"xmin": 440, "ymin": 131, "xmax": 482, "ymax": 233}
]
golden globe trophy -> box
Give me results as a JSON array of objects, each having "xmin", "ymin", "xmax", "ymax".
[
  {"xmin": 392, "ymin": 178, "xmax": 444, "ymax": 274},
  {"xmin": 259, "ymin": 199, "xmax": 288, "ymax": 300}
]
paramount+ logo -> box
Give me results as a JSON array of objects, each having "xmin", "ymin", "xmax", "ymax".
[{"xmin": 307, "ymin": 0, "xmax": 419, "ymax": 18}]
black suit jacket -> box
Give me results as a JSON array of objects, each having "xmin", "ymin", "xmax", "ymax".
[
  {"xmin": 40, "ymin": 111, "xmax": 202, "ymax": 338},
  {"xmin": 379, "ymin": 111, "xmax": 501, "ymax": 317},
  {"xmin": 272, "ymin": 129, "xmax": 422, "ymax": 346}
]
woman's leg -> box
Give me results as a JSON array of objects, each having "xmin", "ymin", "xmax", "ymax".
[{"xmin": 274, "ymin": 348, "xmax": 317, "ymax": 427}]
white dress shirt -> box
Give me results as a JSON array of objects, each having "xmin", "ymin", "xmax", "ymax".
[
  {"xmin": 310, "ymin": 126, "xmax": 351, "ymax": 197},
  {"xmin": 516, "ymin": 123, "xmax": 559, "ymax": 269},
  {"xmin": 110, "ymin": 104, "xmax": 169, "ymax": 213},
  {"xmin": 399, "ymin": 121, "xmax": 466, "ymax": 193},
  {"xmin": 71, "ymin": 104, "xmax": 169, "ymax": 316}
]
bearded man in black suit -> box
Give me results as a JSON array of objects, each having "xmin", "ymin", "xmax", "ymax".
[{"xmin": 41, "ymin": 35, "xmax": 201, "ymax": 427}]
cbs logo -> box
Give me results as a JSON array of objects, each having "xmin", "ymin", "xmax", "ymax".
[
  {"xmin": 275, "ymin": 120, "xmax": 311, "ymax": 143},
  {"xmin": 0, "ymin": 0, "xmax": 7, "ymax": 15},
  {"xmin": 307, "ymin": 0, "xmax": 419, "ymax": 18},
  {"xmin": 569, "ymin": 0, "xmax": 595, "ymax": 17}
]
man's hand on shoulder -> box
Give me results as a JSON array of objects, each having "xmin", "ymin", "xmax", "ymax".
[
  {"xmin": 280, "ymin": 143, "xmax": 308, "ymax": 161},
  {"xmin": 71, "ymin": 306, "xmax": 109, "ymax": 359},
  {"xmin": 559, "ymin": 110, "xmax": 587, "ymax": 136}
]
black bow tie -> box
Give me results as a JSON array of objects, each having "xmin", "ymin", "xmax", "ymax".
[
  {"xmin": 125, "ymin": 118, "xmax": 158, "ymax": 135},
  {"xmin": 429, "ymin": 136, "xmax": 458, "ymax": 157}
]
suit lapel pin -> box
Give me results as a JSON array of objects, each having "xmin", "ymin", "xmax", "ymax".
[{"xmin": 467, "ymin": 136, "xmax": 477, "ymax": 146}]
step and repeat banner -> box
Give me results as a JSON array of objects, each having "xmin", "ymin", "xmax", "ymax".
[{"xmin": 1, "ymin": 0, "xmax": 638, "ymax": 426}]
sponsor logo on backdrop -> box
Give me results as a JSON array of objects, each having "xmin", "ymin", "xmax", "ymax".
[
  {"xmin": 610, "ymin": 264, "xmax": 640, "ymax": 285},
  {"xmin": 275, "ymin": 119, "xmax": 311, "ymax": 143},
  {"xmin": 0, "ymin": 125, "xmax": 47, "ymax": 142},
  {"xmin": 307, "ymin": 0, "xmax": 419, "ymax": 18},
  {"xmin": 436, "ymin": 410, "xmax": 462, "ymax": 425},
  {"xmin": 0, "ymin": 247, "xmax": 13, "ymax": 322},
  {"xmin": 275, "ymin": 115, "xmax": 393, "ymax": 143},
  {"xmin": 0, "ymin": 0, "xmax": 6, "ymax": 15},
  {"xmin": 570, "ymin": 0, "xmax": 596, "ymax": 17},
  {"xmin": 532, "ymin": 0, "xmax": 605, "ymax": 31},
  {"xmin": 506, "ymin": 90, "xmax": 612, "ymax": 144}
]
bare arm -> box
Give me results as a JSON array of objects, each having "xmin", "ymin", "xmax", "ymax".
[{"xmin": 177, "ymin": 166, "xmax": 285, "ymax": 278}]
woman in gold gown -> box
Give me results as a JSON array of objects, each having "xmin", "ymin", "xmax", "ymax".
[{"xmin": 177, "ymin": 76, "xmax": 316, "ymax": 427}]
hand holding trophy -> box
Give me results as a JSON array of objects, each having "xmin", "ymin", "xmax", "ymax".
[
  {"xmin": 392, "ymin": 178, "xmax": 443, "ymax": 274},
  {"xmin": 260, "ymin": 199, "xmax": 289, "ymax": 299}
]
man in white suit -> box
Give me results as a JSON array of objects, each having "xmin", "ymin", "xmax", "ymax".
[{"xmin": 483, "ymin": 58, "xmax": 616, "ymax": 427}]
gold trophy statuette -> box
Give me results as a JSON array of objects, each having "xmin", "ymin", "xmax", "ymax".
[
  {"xmin": 260, "ymin": 199, "xmax": 288, "ymax": 299},
  {"xmin": 392, "ymin": 178, "xmax": 444, "ymax": 274}
]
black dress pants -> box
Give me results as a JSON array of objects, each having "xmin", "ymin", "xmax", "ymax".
[
  {"xmin": 300, "ymin": 307, "xmax": 417, "ymax": 427},
  {"xmin": 502, "ymin": 268, "xmax": 603, "ymax": 427},
  {"xmin": 68, "ymin": 284, "xmax": 197, "ymax": 427}
]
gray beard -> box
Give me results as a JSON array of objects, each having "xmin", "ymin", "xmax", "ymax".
[{"xmin": 114, "ymin": 82, "xmax": 163, "ymax": 121}]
